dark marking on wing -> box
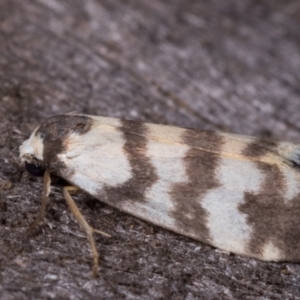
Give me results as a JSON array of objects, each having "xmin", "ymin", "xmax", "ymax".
[
  {"xmin": 239, "ymin": 162, "xmax": 300, "ymax": 261},
  {"xmin": 36, "ymin": 114, "xmax": 93, "ymax": 175},
  {"xmin": 102, "ymin": 120, "xmax": 158, "ymax": 205},
  {"xmin": 242, "ymin": 137, "xmax": 278, "ymax": 158},
  {"xmin": 170, "ymin": 130, "xmax": 224, "ymax": 243}
]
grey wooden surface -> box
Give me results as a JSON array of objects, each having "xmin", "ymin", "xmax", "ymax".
[{"xmin": 1, "ymin": 0, "xmax": 300, "ymax": 299}]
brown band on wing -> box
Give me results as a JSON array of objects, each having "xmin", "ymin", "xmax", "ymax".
[
  {"xmin": 242, "ymin": 137, "xmax": 278, "ymax": 158},
  {"xmin": 239, "ymin": 162, "xmax": 300, "ymax": 261},
  {"xmin": 102, "ymin": 120, "xmax": 158, "ymax": 205},
  {"xmin": 36, "ymin": 114, "xmax": 93, "ymax": 175},
  {"xmin": 170, "ymin": 130, "xmax": 224, "ymax": 243}
]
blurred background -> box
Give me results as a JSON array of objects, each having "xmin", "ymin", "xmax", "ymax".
[{"xmin": 1, "ymin": 0, "xmax": 300, "ymax": 299}]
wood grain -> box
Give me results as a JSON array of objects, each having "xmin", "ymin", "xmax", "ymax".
[{"xmin": 0, "ymin": 0, "xmax": 300, "ymax": 298}]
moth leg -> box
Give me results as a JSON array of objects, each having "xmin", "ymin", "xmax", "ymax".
[
  {"xmin": 26, "ymin": 170, "xmax": 51, "ymax": 234},
  {"xmin": 63, "ymin": 186, "xmax": 111, "ymax": 277}
]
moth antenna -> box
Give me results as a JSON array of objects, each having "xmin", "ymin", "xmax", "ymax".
[
  {"xmin": 26, "ymin": 170, "xmax": 51, "ymax": 234},
  {"xmin": 63, "ymin": 186, "xmax": 110, "ymax": 277}
]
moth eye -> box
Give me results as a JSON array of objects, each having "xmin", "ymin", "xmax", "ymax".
[{"xmin": 25, "ymin": 162, "xmax": 45, "ymax": 177}]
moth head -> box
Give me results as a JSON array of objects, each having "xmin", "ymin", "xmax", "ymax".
[
  {"xmin": 19, "ymin": 126, "xmax": 46, "ymax": 177},
  {"xmin": 19, "ymin": 114, "xmax": 94, "ymax": 178}
]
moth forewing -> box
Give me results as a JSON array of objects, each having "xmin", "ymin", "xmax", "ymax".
[{"xmin": 19, "ymin": 113, "xmax": 300, "ymax": 276}]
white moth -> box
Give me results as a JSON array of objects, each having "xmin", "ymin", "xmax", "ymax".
[{"xmin": 19, "ymin": 113, "xmax": 300, "ymax": 276}]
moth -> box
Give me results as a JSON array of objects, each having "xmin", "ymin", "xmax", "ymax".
[{"xmin": 20, "ymin": 113, "xmax": 300, "ymax": 276}]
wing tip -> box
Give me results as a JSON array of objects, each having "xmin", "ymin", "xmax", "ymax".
[{"xmin": 279, "ymin": 144, "xmax": 300, "ymax": 168}]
